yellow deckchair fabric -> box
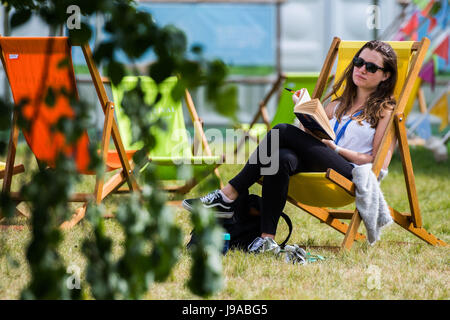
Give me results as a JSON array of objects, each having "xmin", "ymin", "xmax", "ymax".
[
  {"xmin": 404, "ymin": 77, "xmax": 422, "ymax": 118},
  {"xmin": 288, "ymin": 172, "xmax": 354, "ymax": 208},
  {"xmin": 289, "ymin": 41, "xmax": 414, "ymax": 208},
  {"xmin": 334, "ymin": 41, "xmax": 413, "ymax": 100}
]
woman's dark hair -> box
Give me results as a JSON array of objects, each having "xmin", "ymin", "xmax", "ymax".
[{"xmin": 325, "ymin": 40, "xmax": 398, "ymax": 128}]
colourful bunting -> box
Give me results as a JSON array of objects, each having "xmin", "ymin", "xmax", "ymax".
[
  {"xmin": 413, "ymin": 0, "xmax": 431, "ymax": 10},
  {"xmin": 418, "ymin": 18, "xmax": 429, "ymax": 40},
  {"xmin": 421, "ymin": 0, "xmax": 435, "ymax": 16},
  {"xmin": 427, "ymin": 16, "xmax": 438, "ymax": 32},
  {"xmin": 415, "ymin": 114, "xmax": 433, "ymax": 140},
  {"xmin": 421, "ymin": 0, "xmax": 438, "ymax": 32},
  {"xmin": 430, "ymin": 92, "xmax": 449, "ymax": 131},
  {"xmin": 435, "ymin": 0, "xmax": 448, "ymax": 29},
  {"xmin": 401, "ymin": 12, "xmax": 419, "ymax": 35},
  {"xmin": 434, "ymin": 36, "xmax": 449, "ymax": 63},
  {"xmin": 399, "ymin": 1, "xmax": 449, "ymax": 75},
  {"xmin": 419, "ymin": 59, "xmax": 436, "ymax": 90}
]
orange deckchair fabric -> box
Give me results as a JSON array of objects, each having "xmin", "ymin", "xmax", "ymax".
[
  {"xmin": 0, "ymin": 37, "xmax": 129, "ymax": 174},
  {"xmin": 0, "ymin": 37, "xmax": 90, "ymax": 172}
]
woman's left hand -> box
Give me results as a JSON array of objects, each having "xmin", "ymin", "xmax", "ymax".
[{"xmin": 321, "ymin": 139, "xmax": 337, "ymax": 150}]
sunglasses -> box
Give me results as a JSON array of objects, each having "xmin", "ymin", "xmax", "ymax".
[{"xmin": 353, "ymin": 56, "xmax": 385, "ymax": 73}]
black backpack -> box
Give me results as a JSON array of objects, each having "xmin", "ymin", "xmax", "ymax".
[{"xmin": 188, "ymin": 189, "xmax": 293, "ymax": 251}]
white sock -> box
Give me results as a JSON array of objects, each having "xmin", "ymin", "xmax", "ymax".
[{"xmin": 218, "ymin": 190, "xmax": 234, "ymax": 203}]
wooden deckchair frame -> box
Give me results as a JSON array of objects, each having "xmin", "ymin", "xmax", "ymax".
[
  {"xmin": 0, "ymin": 164, "xmax": 24, "ymax": 180},
  {"xmin": 282, "ymin": 37, "xmax": 447, "ymax": 249},
  {"xmin": 0, "ymin": 37, "xmax": 139, "ymax": 229}
]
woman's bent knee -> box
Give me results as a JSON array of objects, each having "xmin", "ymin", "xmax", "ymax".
[
  {"xmin": 277, "ymin": 148, "xmax": 300, "ymax": 175},
  {"xmin": 272, "ymin": 123, "xmax": 289, "ymax": 132}
]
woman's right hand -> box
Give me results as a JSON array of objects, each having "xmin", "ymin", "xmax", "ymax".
[{"xmin": 292, "ymin": 89, "xmax": 303, "ymax": 104}]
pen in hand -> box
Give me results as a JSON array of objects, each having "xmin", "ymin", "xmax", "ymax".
[{"xmin": 284, "ymin": 87, "xmax": 296, "ymax": 94}]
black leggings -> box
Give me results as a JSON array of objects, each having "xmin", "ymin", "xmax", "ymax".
[{"xmin": 229, "ymin": 123, "xmax": 354, "ymax": 235}]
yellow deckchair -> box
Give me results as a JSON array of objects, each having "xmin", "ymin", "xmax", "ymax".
[{"xmin": 266, "ymin": 37, "xmax": 447, "ymax": 250}]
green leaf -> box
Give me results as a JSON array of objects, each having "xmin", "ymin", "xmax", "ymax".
[
  {"xmin": 430, "ymin": 2, "xmax": 442, "ymax": 15},
  {"xmin": 10, "ymin": 9, "xmax": 32, "ymax": 28},
  {"xmin": 187, "ymin": 205, "xmax": 224, "ymax": 297},
  {"xmin": 212, "ymin": 85, "xmax": 239, "ymax": 121},
  {"xmin": 68, "ymin": 22, "xmax": 92, "ymax": 45},
  {"xmin": 45, "ymin": 87, "xmax": 56, "ymax": 107},
  {"xmin": 191, "ymin": 44, "xmax": 203, "ymax": 55},
  {"xmin": 149, "ymin": 59, "xmax": 174, "ymax": 84},
  {"xmin": 107, "ymin": 61, "xmax": 125, "ymax": 86},
  {"xmin": 1, "ymin": 0, "xmax": 238, "ymax": 300},
  {"xmin": 57, "ymin": 57, "xmax": 70, "ymax": 69}
]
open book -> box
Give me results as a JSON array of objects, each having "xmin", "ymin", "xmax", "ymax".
[{"xmin": 293, "ymin": 89, "xmax": 336, "ymax": 140}]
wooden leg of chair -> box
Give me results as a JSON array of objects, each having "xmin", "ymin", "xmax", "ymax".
[
  {"xmin": 417, "ymin": 88, "xmax": 427, "ymax": 114},
  {"xmin": 60, "ymin": 203, "xmax": 87, "ymax": 230},
  {"xmin": 404, "ymin": 226, "xmax": 448, "ymax": 246},
  {"xmin": 100, "ymin": 171, "xmax": 127, "ymax": 201},
  {"xmin": 95, "ymin": 101, "xmax": 115, "ymax": 204},
  {"xmin": 1, "ymin": 111, "xmax": 20, "ymax": 221},
  {"xmin": 341, "ymin": 210, "xmax": 362, "ymax": 250},
  {"xmin": 395, "ymin": 114, "xmax": 422, "ymax": 228},
  {"xmin": 167, "ymin": 200, "xmax": 182, "ymax": 207},
  {"xmin": 214, "ymin": 167, "xmax": 224, "ymax": 189},
  {"xmin": 390, "ymin": 207, "xmax": 447, "ymax": 246},
  {"xmin": 0, "ymin": 164, "xmax": 25, "ymax": 180},
  {"xmin": 177, "ymin": 178, "xmax": 198, "ymax": 195},
  {"xmin": 260, "ymin": 106, "xmax": 271, "ymax": 128},
  {"xmin": 82, "ymin": 44, "xmax": 139, "ymax": 193},
  {"xmin": 233, "ymin": 134, "xmax": 248, "ymax": 156},
  {"xmin": 99, "ymin": 171, "xmax": 128, "ymax": 219}
]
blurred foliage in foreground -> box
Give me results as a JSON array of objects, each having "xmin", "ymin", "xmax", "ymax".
[{"xmin": 0, "ymin": 0, "xmax": 237, "ymax": 299}]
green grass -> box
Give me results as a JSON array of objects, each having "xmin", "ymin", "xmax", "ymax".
[{"xmin": 0, "ymin": 142, "xmax": 449, "ymax": 300}]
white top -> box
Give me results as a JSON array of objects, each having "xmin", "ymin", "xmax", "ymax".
[{"xmin": 329, "ymin": 103, "xmax": 375, "ymax": 156}]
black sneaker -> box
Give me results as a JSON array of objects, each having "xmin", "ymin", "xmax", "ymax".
[{"xmin": 182, "ymin": 189, "xmax": 234, "ymax": 218}]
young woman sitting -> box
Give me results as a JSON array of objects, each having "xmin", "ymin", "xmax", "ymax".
[{"xmin": 183, "ymin": 40, "xmax": 398, "ymax": 253}]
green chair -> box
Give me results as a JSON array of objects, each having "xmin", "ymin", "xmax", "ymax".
[
  {"xmin": 270, "ymin": 72, "xmax": 321, "ymax": 126},
  {"xmin": 235, "ymin": 72, "xmax": 323, "ymax": 154},
  {"xmin": 112, "ymin": 76, "xmax": 223, "ymax": 194}
]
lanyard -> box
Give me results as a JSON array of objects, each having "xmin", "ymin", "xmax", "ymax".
[{"xmin": 333, "ymin": 110, "xmax": 363, "ymax": 145}]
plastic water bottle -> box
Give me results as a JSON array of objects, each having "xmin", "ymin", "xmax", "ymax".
[{"xmin": 223, "ymin": 233, "xmax": 230, "ymax": 255}]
